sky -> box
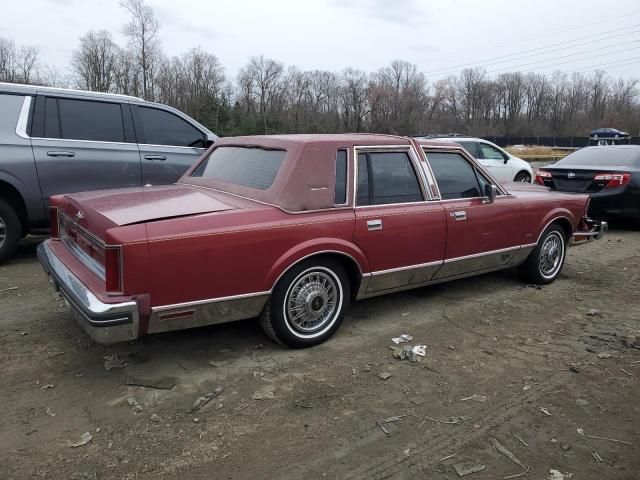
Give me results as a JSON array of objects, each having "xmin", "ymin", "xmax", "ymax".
[{"xmin": 2, "ymin": 0, "xmax": 639, "ymax": 80}]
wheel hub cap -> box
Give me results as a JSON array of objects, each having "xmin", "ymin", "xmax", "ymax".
[
  {"xmin": 286, "ymin": 271, "xmax": 337, "ymax": 333},
  {"xmin": 0, "ymin": 216, "xmax": 6, "ymax": 249},
  {"xmin": 540, "ymin": 233, "xmax": 563, "ymax": 277}
]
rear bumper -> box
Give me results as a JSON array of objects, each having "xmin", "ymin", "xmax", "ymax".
[
  {"xmin": 37, "ymin": 240, "xmax": 139, "ymax": 344},
  {"xmin": 570, "ymin": 219, "xmax": 607, "ymax": 245}
]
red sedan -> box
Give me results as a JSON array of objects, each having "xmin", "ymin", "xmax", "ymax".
[{"xmin": 38, "ymin": 135, "xmax": 605, "ymax": 347}]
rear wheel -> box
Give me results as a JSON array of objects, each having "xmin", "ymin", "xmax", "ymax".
[
  {"xmin": 0, "ymin": 198, "xmax": 21, "ymax": 264},
  {"xmin": 519, "ymin": 224, "xmax": 566, "ymax": 285},
  {"xmin": 260, "ymin": 258, "xmax": 350, "ymax": 348},
  {"xmin": 514, "ymin": 171, "xmax": 532, "ymax": 183}
]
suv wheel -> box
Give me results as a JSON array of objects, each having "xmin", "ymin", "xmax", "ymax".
[
  {"xmin": 519, "ymin": 224, "xmax": 566, "ymax": 285},
  {"xmin": 260, "ymin": 258, "xmax": 350, "ymax": 348},
  {"xmin": 0, "ymin": 198, "xmax": 21, "ymax": 263}
]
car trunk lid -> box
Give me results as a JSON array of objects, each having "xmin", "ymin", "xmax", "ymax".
[{"xmin": 537, "ymin": 165, "xmax": 632, "ymax": 193}]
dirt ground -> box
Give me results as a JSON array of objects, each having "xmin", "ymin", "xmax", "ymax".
[{"xmin": 1, "ymin": 230, "xmax": 640, "ymax": 480}]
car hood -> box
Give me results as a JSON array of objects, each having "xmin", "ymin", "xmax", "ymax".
[{"xmin": 61, "ymin": 184, "xmax": 239, "ymax": 227}]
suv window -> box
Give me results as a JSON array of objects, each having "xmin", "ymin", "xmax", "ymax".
[
  {"xmin": 335, "ymin": 149, "xmax": 348, "ymax": 205},
  {"xmin": 139, "ymin": 106, "xmax": 204, "ymax": 147},
  {"xmin": 356, "ymin": 151, "xmax": 423, "ymax": 206},
  {"xmin": 57, "ymin": 98, "xmax": 125, "ymax": 142},
  {"xmin": 478, "ymin": 143, "xmax": 506, "ymax": 161},
  {"xmin": 191, "ymin": 146, "xmax": 285, "ymax": 190},
  {"xmin": 457, "ymin": 141, "xmax": 481, "ymax": 158},
  {"xmin": 427, "ymin": 151, "xmax": 482, "ymax": 199}
]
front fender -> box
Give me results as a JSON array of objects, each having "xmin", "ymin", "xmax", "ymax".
[{"xmin": 264, "ymin": 238, "xmax": 371, "ymax": 290}]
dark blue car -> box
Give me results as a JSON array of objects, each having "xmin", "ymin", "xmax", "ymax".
[{"xmin": 590, "ymin": 128, "xmax": 629, "ymax": 139}]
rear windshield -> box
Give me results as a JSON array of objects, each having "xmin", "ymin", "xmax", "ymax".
[
  {"xmin": 191, "ymin": 146, "xmax": 285, "ymax": 190},
  {"xmin": 557, "ymin": 147, "xmax": 640, "ymax": 167}
]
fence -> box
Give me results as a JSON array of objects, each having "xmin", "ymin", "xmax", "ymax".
[{"xmin": 484, "ymin": 136, "xmax": 640, "ymax": 148}]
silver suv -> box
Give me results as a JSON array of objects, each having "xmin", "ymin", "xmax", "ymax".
[{"xmin": 0, "ymin": 83, "xmax": 217, "ymax": 262}]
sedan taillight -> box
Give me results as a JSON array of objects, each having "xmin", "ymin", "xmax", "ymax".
[
  {"xmin": 105, "ymin": 246, "xmax": 123, "ymax": 294},
  {"xmin": 49, "ymin": 207, "xmax": 60, "ymax": 238},
  {"xmin": 535, "ymin": 170, "xmax": 552, "ymax": 185},
  {"xmin": 593, "ymin": 172, "xmax": 631, "ymax": 188}
]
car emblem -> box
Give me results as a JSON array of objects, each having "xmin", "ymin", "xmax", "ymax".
[
  {"xmin": 76, "ymin": 210, "xmax": 85, "ymax": 220},
  {"xmin": 567, "ymin": 172, "xmax": 576, "ymax": 179}
]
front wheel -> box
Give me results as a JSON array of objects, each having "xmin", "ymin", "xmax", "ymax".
[
  {"xmin": 514, "ymin": 171, "xmax": 532, "ymax": 183},
  {"xmin": 259, "ymin": 258, "xmax": 350, "ymax": 348},
  {"xmin": 518, "ymin": 224, "xmax": 566, "ymax": 285}
]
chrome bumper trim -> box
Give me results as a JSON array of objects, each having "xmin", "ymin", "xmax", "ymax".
[
  {"xmin": 37, "ymin": 241, "xmax": 139, "ymax": 344},
  {"xmin": 571, "ymin": 220, "xmax": 607, "ymax": 245}
]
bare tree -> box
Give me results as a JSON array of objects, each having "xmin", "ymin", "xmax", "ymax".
[
  {"xmin": 71, "ymin": 30, "xmax": 119, "ymax": 92},
  {"xmin": 0, "ymin": 37, "xmax": 40, "ymax": 84},
  {"xmin": 120, "ymin": 0, "xmax": 159, "ymax": 99}
]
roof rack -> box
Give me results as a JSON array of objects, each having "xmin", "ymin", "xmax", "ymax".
[
  {"xmin": 0, "ymin": 82, "xmax": 145, "ymax": 102},
  {"xmin": 412, "ymin": 133, "xmax": 467, "ymax": 138}
]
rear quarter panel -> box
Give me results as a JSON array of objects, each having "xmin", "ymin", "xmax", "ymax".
[{"xmin": 144, "ymin": 207, "xmax": 364, "ymax": 307}]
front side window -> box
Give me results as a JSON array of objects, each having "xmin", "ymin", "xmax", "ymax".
[
  {"xmin": 478, "ymin": 143, "xmax": 507, "ymax": 161},
  {"xmin": 58, "ymin": 98, "xmax": 125, "ymax": 142},
  {"xmin": 427, "ymin": 151, "xmax": 482, "ymax": 200},
  {"xmin": 139, "ymin": 106, "xmax": 204, "ymax": 147},
  {"xmin": 356, "ymin": 151, "xmax": 423, "ymax": 206},
  {"xmin": 191, "ymin": 146, "xmax": 285, "ymax": 190}
]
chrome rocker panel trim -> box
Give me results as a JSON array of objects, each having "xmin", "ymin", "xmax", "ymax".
[{"xmin": 37, "ymin": 241, "xmax": 139, "ymax": 344}]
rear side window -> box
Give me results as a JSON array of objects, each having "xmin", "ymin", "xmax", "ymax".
[
  {"xmin": 58, "ymin": 98, "xmax": 125, "ymax": 142},
  {"xmin": 356, "ymin": 151, "xmax": 423, "ymax": 206},
  {"xmin": 427, "ymin": 151, "xmax": 482, "ymax": 199},
  {"xmin": 191, "ymin": 146, "xmax": 285, "ymax": 190},
  {"xmin": 138, "ymin": 107, "xmax": 204, "ymax": 147},
  {"xmin": 335, "ymin": 150, "xmax": 348, "ymax": 205}
]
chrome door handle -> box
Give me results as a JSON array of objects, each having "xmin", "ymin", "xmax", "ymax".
[
  {"xmin": 367, "ymin": 219, "xmax": 383, "ymax": 231},
  {"xmin": 46, "ymin": 151, "xmax": 75, "ymax": 157},
  {"xmin": 144, "ymin": 154, "xmax": 167, "ymax": 161},
  {"xmin": 452, "ymin": 211, "xmax": 467, "ymax": 221}
]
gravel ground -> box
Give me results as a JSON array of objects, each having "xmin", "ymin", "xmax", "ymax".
[{"xmin": 1, "ymin": 230, "xmax": 639, "ymax": 480}]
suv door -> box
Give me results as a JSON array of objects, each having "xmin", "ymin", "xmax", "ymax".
[
  {"xmin": 352, "ymin": 147, "xmax": 446, "ymax": 294},
  {"xmin": 476, "ymin": 142, "xmax": 511, "ymax": 182},
  {"xmin": 132, "ymin": 105, "xmax": 207, "ymax": 185},
  {"xmin": 424, "ymin": 149, "xmax": 522, "ymax": 279},
  {"xmin": 30, "ymin": 95, "xmax": 141, "ymax": 207}
]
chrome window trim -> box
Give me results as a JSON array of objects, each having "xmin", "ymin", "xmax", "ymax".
[
  {"xmin": 352, "ymin": 144, "xmax": 432, "ymax": 208},
  {"xmin": 15, "ymin": 95, "xmax": 31, "ymax": 139},
  {"xmin": 334, "ymin": 148, "xmax": 350, "ymax": 207},
  {"xmin": 29, "ymin": 136, "xmax": 137, "ymax": 146},
  {"xmin": 137, "ymin": 142, "xmax": 206, "ymax": 151}
]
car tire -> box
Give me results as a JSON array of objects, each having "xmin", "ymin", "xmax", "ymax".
[
  {"xmin": 518, "ymin": 224, "xmax": 566, "ymax": 285},
  {"xmin": 259, "ymin": 258, "xmax": 350, "ymax": 348},
  {"xmin": 514, "ymin": 171, "xmax": 532, "ymax": 183},
  {"xmin": 0, "ymin": 198, "xmax": 21, "ymax": 264}
]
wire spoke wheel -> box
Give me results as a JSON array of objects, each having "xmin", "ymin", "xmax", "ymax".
[
  {"xmin": 0, "ymin": 215, "xmax": 6, "ymax": 249},
  {"xmin": 539, "ymin": 231, "xmax": 564, "ymax": 279},
  {"xmin": 285, "ymin": 270, "xmax": 339, "ymax": 334}
]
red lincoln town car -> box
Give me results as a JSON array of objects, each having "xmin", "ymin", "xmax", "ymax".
[{"xmin": 38, "ymin": 134, "xmax": 606, "ymax": 347}]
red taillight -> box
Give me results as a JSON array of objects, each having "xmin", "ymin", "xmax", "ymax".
[
  {"xmin": 535, "ymin": 170, "xmax": 552, "ymax": 185},
  {"xmin": 49, "ymin": 207, "xmax": 59, "ymax": 238},
  {"xmin": 593, "ymin": 172, "xmax": 631, "ymax": 188},
  {"xmin": 105, "ymin": 246, "xmax": 123, "ymax": 294}
]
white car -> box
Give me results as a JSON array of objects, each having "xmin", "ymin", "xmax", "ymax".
[{"xmin": 425, "ymin": 137, "xmax": 533, "ymax": 183}]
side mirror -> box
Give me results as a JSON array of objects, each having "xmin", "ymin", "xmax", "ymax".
[
  {"xmin": 205, "ymin": 133, "xmax": 217, "ymax": 148},
  {"xmin": 484, "ymin": 184, "xmax": 498, "ymax": 203},
  {"xmin": 503, "ymin": 154, "xmax": 510, "ymax": 164}
]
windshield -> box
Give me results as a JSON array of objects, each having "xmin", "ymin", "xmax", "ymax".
[
  {"xmin": 556, "ymin": 147, "xmax": 640, "ymax": 167},
  {"xmin": 191, "ymin": 146, "xmax": 286, "ymax": 190}
]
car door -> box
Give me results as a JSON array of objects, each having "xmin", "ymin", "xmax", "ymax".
[
  {"xmin": 30, "ymin": 95, "xmax": 141, "ymax": 207},
  {"xmin": 476, "ymin": 142, "xmax": 511, "ymax": 182},
  {"xmin": 423, "ymin": 149, "xmax": 522, "ymax": 279},
  {"xmin": 352, "ymin": 147, "xmax": 447, "ymax": 294},
  {"xmin": 132, "ymin": 104, "xmax": 208, "ymax": 185}
]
